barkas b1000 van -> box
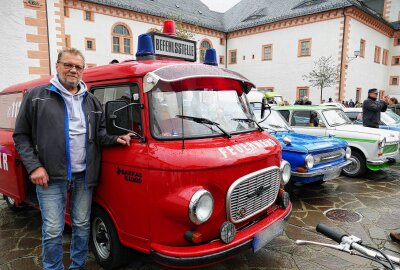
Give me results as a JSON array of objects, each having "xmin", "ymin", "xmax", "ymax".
[{"xmin": 0, "ymin": 23, "xmax": 292, "ymax": 269}]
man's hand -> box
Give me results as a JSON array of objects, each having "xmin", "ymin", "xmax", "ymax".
[
  {"xmin": 117, "ymin": 133, "xmax": 134, "ymax": 146},
  {"xmin": 30, "ymin": 167, "xmax": 49, "ymax": 188},
  {"xmin": 384, "ymin": 95, "xmax": 390, "ymax": 103}
]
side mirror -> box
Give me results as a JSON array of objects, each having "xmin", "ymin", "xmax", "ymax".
[
  {"xmin": 261, "ymin": 97, "xmax": 270, "ymax": 119},
  {"xmin": 105, "ymin": 101, "xmax": 130, "ymax": 135}
]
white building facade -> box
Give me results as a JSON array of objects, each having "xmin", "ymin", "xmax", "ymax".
[{"xmin": 1, "ymin": 0, "xmax": 400, "ymax": 105}]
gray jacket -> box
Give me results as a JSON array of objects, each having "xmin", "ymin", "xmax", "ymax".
[
  {"xmin": 13, "ymin": 83, "xmax": 118, "ymax": 188},
  {"xmin": 362, "ymin": 97, "xmax": 387, "ymax": 128}
]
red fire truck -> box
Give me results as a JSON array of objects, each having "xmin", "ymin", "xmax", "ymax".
[{"xmin": 0, "ymin": 21, "xmax": 292, "ymax": 269}]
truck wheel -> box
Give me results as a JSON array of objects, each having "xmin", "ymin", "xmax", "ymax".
[
  {"xmin": 3, "ymin": 195, "xmax": 21, "ymax": 211},
  {"xmin": 342, "ymin": 151, "xmax": 366, "ymax": 177},
  {"xmin": 91, "ymin": 207, "xmax": 128, "ymax": 270}
]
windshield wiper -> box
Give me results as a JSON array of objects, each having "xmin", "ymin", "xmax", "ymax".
[
  {"xmin": 231, "ymin": 118, "xmax": 263, "ymax": 131},
  {"xmin": 176, "ymin": 115, "xmax": 231, "ymax": 138}
]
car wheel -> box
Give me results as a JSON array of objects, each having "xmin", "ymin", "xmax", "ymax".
[
  {"xmin": 3, "ymin": 195, "xmax": 22, "ymax": 211},
  {"xmin": 342, "ymin": 151, "xmax": 366, "ymax": 177},
  {"xmin": 91, "ymin": 207, "xmax": 129, "ymax": 269}
]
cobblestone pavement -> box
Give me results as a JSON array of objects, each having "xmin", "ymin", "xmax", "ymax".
[{"xmin": 1, "ymin": 165, "xmax": 400, "ymax": 270}]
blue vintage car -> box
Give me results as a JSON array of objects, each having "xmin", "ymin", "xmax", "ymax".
[
  {"xmin": 252, "ymin": 106, "xmax": 352, "ymax": 184},
  {"xmin": 344, "ymin": 108, "xmax": 400, "ymax": 132}
]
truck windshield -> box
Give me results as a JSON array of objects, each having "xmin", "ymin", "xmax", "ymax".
[{"xmin": 149, "ymin": 88, "xmax": 256, "ymax": 139}]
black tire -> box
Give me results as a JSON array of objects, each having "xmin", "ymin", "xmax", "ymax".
[
  {"xmin": 342, "ymin": 151, "xmax": 366, "ymax": 177},
  {"xmin": 91, "ymin": 207, "xmax": 129, "ymax": 269},
  {"xmin": 308, "ymin": 180, "xmax": 324, "ymax": 186},
  {"xmin": 3, "ymin": 195, "xmax": 21, "ymax": 211}
]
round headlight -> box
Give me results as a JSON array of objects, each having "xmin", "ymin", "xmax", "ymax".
[
  {"xmin": 345, "ymin": 147, "xmax": 351, "ymax": 159},
  {"xmin": 280, "ymin": 160, "xmax": 291, "ymax": 185},
  {"xmin": 189, "ymin": 189, "xmax": 214, "ymax": 225},
  {"xmin": 378, "ymin": 136, "xmax": 386, "ymax": 149},
  {"xmin": 305, "ymin": 154, "xmax": 314, "ymax": 169}
]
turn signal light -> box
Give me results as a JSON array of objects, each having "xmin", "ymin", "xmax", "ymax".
[
  {"xmin": 296, "ymin": 167, "xmax": 307, "ymax": 173},
  {"xmin": 184, "ymin": 231, "xmax": 203, "ymax": 244}
]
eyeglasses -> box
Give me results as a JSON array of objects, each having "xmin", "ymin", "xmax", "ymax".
[{"xmin": 57, "ymin": 61, "xmax": 84, "ymax": 72}]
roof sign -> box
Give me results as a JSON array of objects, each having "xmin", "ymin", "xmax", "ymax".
[{"xmin": 151, "ymin": 32, "xmax": 196, "ymax": 62}]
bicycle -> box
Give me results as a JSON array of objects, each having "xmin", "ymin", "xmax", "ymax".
[{"xmin": 296, "ymin": 223, "xmax": 400, "ymax": 270}]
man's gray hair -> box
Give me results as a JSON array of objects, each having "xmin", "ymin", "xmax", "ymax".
[{"xmin": 57, "ymin": 48, "xmax": 85, "ymax": 66}]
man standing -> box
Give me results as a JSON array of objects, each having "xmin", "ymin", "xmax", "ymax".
[
  {"xmin": 13, "ymin": 48, "xmax": 131, "ymax": 270},
  {"xmin": 362, "ymin": 88, "xmax": 388, "ymax": 128}
]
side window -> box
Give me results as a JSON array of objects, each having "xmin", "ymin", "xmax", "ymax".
[
  {"xmin": 292, "ymin": 111, "xmax": 312, "ymax": 127},
  {"xmin": 92, "ymin": 84, "xmax": 142, "ymax": 135},
  {"xmin": 346, "ymin": 112, "xmax": 359, "ymax": 122},
  {"xmin": 278, "ymin": 110, "xmax": 290, "ymax": 122},
  {"xmin": 0, "ymin": 92, "xmax": 23, "ymax": 129}
]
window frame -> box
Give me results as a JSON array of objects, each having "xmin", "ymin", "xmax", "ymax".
[
  {"xmin": 374, "ymin": 46, "xmax": 381, "ymax": 63},
  {"xmin": 85, "ymin": 37, "xmax": 96, "ymax": 51},
  {"xmin": 356, "ymin": 87, "xmax": 362, "ymax": 103},
  {"xmin": 229, "ymin": 49, "xmax": 237, "ymax": 64},
  {"xmin": 360, "ymin": 39, "xmax": 366, "ymax": 58},
  {"xmin": 382, "ymin": 49, "xmax": 389, "ymax": 65},
  {"xmin": 262, "ymin": 44, "xmax": 273, "ymax": 61},
  {"xmin": 219, "ymin": 55, "xmax": 225, "ymax": 65},
  {"xmin": 199, "ymin": 39, "xmax": 212, "ymax": 63},
  {"xmin": 83, "ymin": 10, "xmax": 94, "ymax": 22},
  {"xmin": 111, "ymin": 23, "xmax": 133, "ymax": 55},
  {"xmin": 392, "ymin": 56, "xmax": 400, "ymax": 66},
  {"xmin": 390, "ymin": 76, "xmax": 399, "ymax": 86},
  {"xmin": 296, "ymin": 86, "xmax": 309, "ymax": 100},
  {"xmin": 298, "ymin": 38, "xmax": 312, "ymax": 57}
]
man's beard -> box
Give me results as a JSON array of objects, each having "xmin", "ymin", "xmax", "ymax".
[{"xmin": 59, "ymin": 75, "xmax": 79, "ymax": 89}]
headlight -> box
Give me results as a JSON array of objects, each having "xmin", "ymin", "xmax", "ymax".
[
  {"xmin": 345, "ymin": 147, "xmax": 351, "ymax": 159},
  {"xmin": 305, "ymin": 154, "xmax": 314, "ymax": 169},
  {"xmin": 189, "ymin": 189, "xmax": 214, "ymax": 225},
  {"xmin": 280, "ymin": 160, "xmax": 291, "ymax": 185},
  {"xmin": 378, "ymin": 136, "xmax": 386, "ymax": 149}
]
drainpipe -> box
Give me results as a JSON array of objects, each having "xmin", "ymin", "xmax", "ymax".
[
  {"xmin": 338, "ymin": 9, "xmax": 347, "ymax": 102},
  {"xmin": 45, "ymin": 0, "xmax": 52, "ymax": 75},
  {"xmin": 225, "ymin": 32, "xmax": 228, "ymax": 68}
]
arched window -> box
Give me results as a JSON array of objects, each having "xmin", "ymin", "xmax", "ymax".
[
  {"xmin": 112, "ymin": 23, "xmax": 132, "ymax": 54},
  {"xmin": 199, "ymin": 40, "xmax": 212, "ymax": 63}
]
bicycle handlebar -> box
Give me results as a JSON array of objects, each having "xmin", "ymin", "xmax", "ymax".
[{"xmin": 316, "ymin": 223, "xmax": 347, "ymax": 243}]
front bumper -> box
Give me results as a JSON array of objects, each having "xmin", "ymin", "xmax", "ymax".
[
  {"xmin": 150, "ymin": 204, "xmax": 292, "ymax": 268},
  {"xmin": 291, "ymin": 159, "xmax": 352, "ymax": 177}
]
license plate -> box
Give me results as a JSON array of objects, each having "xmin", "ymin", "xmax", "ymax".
[
  {"xmin": 323, "ymin": 168, "xmax": 341, "ymax": 181},
  {"xmin": 252, "ymin": 219, "xmax": 284, "ymax": 253}
]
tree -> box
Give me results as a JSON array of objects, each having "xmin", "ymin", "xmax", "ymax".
[{"xmin": 302, "ymin": 56, "xmax": 339, "ymax": 104}]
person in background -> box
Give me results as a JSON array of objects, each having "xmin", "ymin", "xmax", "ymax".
[
  {"xmin": 349, "ymin": 99, "xmax": 355, "ymax": 107},
  {"xmin": 362, "ymin": 88, "xmax": 388, "ymax": 128},
  {"xmin": 388, "ymin": 97, "xmax": 399, "ymax": 114},
  {"xmin": 328, "ymin": 97, "xmax": 333, "ymax": 103},
  {"xmin": 303, "ymin": 96, "xmax": 312, "ymax": 105},
  {"xmin": 13, "ymin": 48, "xmax": 132, "ymax": 270}
]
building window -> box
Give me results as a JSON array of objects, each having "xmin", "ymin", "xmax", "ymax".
[
  {"xmin": 382, "ymin": 49, "xmax": 388, "ymax": 65},
  {"xmin": 392, "ymin": 56, "xmax": 400, "ymax": 65},
  {"xmin": 219, "ymin": 38, "xmax": 225, "ymax": 45},
  {"xmin": 379, "ymin": 90, "xmax": 385, "ymax": 100},
  {"xmin": 262, "ymin": 44, "xmax": 272, "ymax": 61},
  {"xmin": 360, "ymin": 39, "xmax": 365, "ymax": 58},
  {"xmin": 356, "ymin": 88, "xmax": 361, "ymax": 103},
  {"xmin": 199, "ymin": 39, "xmax": 212, "ymax": 63},
  {"xmin": 243, "ymin": 55, "xmax": 245, "ymax": 60},
  {"xmin": 390, "ymin": 76, "xmax": 399, "ymax": 85},
  {"xmin": 296, "ymin": 87, "xmax": 309, "ymax": 100},
  {"xmin": 394, "ymin": 37, "xmax": 400, "ymax": 46},
  {"xmin": 84, "ymin": 10, "xmax": 93, "ymax": 21},
  {"xmin": 229, "ymin": 50, "xmax": 237, "ymax": 64},
  {"xmin": 219, "ymin": 55, "xmax": 225, "ymax": 65},
  {"xmin": 112, "ymin": 23, "xmax": 132, "ymax": 54},
  {"xmin": 65, "ymin": 35, "xmax": 71, "ymax": 48},
  {"xmin": 85, "ymin": 38, "xmax": 96, "ymax": 51},
  {"xmin": 64, "ymin": 6, "xmax": 69, "ymax": 17},
  {"xmin": 374, "ymin": 46, "xmax": 381, "ymax": 63},
  {"xmin": 86, "ymin": 63, "xmax": 97, "ymax": 68},
  {"xmin": 298, "ymin": 38, "xmax": 311, "ymax": 57}
]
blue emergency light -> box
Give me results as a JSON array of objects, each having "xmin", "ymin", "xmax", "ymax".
[
  {"xmin": 136, "ymin": 34, "xmax": 155, "ymax": 57},
  {"xmin": 204, "ymin": 48, "xmax": 217, "ymax": 66}
]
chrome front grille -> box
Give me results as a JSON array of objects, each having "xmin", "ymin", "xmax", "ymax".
[
  {"xmin": 313, "ymin": 149, "xmax": 345, "ymax": 164},
  {"xmin": 227, "ymin": 166, "xmax": 280, "ymax": 224}
]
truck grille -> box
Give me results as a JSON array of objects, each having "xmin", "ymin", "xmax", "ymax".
[
  {"xmin": 383, "ymin": 143, "xmax": 399, "ymax": 154},
  {"xmin": 227, "ymin": 166, "xmax": 280, "ymax": 224},
  {"xmin": 313, "ymin": 149, "xmax": 345, "ymax": 164}
]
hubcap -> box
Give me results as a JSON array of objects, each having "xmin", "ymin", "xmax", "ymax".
[
  {"xmin": 92, "ymin": 217, "xmax": 110, "ymax": 260},
  {"xmin": 343, "ymin": 157, "xmax": 360, "ymax": 175}
]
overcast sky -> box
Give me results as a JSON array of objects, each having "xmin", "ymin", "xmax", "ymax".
[{"xmin": 200, "ymin": 0, "xmax": 242, "ymax": 12}]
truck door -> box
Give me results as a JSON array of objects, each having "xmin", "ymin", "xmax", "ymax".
[
  {"xmin": 90, "ymin": 82, "xmax": 150, "ymax": 240},
  {"xmin": 0, "ymin": 92, "xmax": 27, "ymax": 204}
]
